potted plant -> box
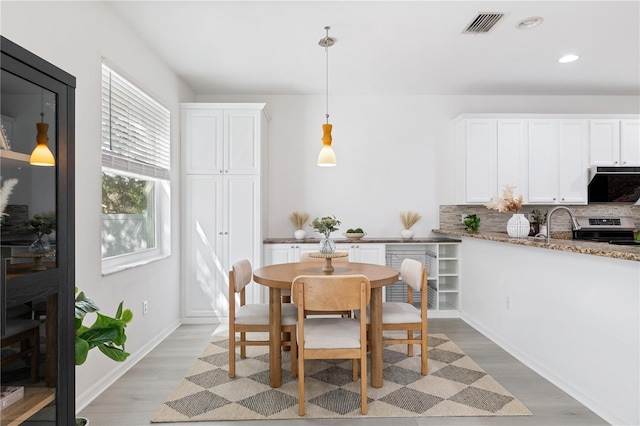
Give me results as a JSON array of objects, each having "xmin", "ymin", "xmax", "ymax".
[
  {"xmin": 75, "ymin": 288, "xmax": 133, "ymax": 426},
  {"xmin": 24, "ymin": 214, "xmax": 56, "ymax": 254},
  {"xmin": 463, "ymin": 214, "xmax": 481, "ymax": 232},
  {"xmin": 531, "ymin": 209, "xmax": 548, "ymax": 236},
  {"xmin": 311, "ymin": 215, "xmax": 341, "ymax": 253},
  {"xmin": 400, "ymin": 211, "xmax": 421, "ymax": 239},
  {"xmin": 289, "ymin": 211, "xmax": 310, "ymax": 240},
  {"xmin": 485, "ymin": 185, "xmax": 528, "ymax": 238}
]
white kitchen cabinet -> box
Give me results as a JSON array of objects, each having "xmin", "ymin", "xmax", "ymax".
[
  {"xmin": 455, "ymin": 118, "xmax": 527, "ymax": 203},
  {"xmin": 264, "ymin": 242, "xmax": 386, "ymax": 265},
  {"xmin": 182, "ymin": 103, "xmax": 268, "ymax": 321},
  {"xmin": 590, "ymin": 119, "xmax": 640, "ymax": 166},
  {"xmin": 528, "ymin": 119, "xmax": 588, "ymax": 204},
  {"xmin": 335, "ymin": 243, "xmax": 386, "ymax": 264},
  {"xmin": 264, "ymin": 243, "xmax": 317, "ymax": 265},
  {"xmin": 464, "ymin": 119, "xmax": 497, "ymax": 203},
  {"xmin": 620, "ymin": 119, "xmax": 640, "ymax": 166},
  {"xmin": 181, "ymin": 103, "xmax": 265, "ymax": 175}
]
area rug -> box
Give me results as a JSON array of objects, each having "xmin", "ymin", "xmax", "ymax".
[{"xmin": 152, "ymin": 333, "xmax": 531, "ymax": 422}]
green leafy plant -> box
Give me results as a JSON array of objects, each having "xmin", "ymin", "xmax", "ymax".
[
  {"xmin": 24, "ymin": 214, "xmax": 56, "ymax": 236},
  {"xmin": 463, "ymin": 214, "xmax": 481, "ymax": 232},
  {"xmin": 531, "ymin": 209, "xmax": 547, "ymax": 225},
  {"xmin": 347, "ymin": 228, "xmax": 364, "ymax": 233},
  {"xmin": 311, "ymin": 215, "xmax": 341, "ymax": 238},
  {"xmin": 75, "ymin": 287, "xmax": 133, "ymax": 366}
]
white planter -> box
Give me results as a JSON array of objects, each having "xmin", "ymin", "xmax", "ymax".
[
  {"xmin": 539, "ymin": 224, "xmax": 548, "ymax": 237},
  {"xmin": 294, "ymin": 229, "xmax": 306, "ymax": 240},
  {"xmin": 401, "ymin": 229, "xmax": 414, "ymax": 239},
  {"xmin": 507, "ymin": 213, "xmax": 530, "ymax": 238}
]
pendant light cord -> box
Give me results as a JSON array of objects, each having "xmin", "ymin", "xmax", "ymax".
[{"xmin": 325, "ymin": 28, "xmax": 330, "ymax": 124}]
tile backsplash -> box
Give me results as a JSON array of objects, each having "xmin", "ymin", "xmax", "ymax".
[{"xmin": 439, "ymin": 204, "xmax": 640, "ymax": 234}]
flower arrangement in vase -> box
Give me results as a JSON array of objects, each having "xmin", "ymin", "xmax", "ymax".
[
  {"xmin": 485, "ymin": 185, "xmax": 529, "ymax": 238},
  {"xmin": 311, "ymin": 215, "xmax": 341, "ymax": 253},
  {"xmin": 400, "ymin": 211, "xmax": 421, "ymax": 239},
  {"xmin": 289, "ymin": 211, "xmax": 310, "ymax": 240}
]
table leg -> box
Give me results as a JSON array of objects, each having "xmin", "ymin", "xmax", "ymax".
[
  {"xmin": 269, "ymin": 287, "xmax": 282, "ymax": 388},
  {"xmin": 370, "ymin": 287, "xmax": 383, "ymax": 388}
]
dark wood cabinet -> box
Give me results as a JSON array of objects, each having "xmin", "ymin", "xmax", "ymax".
[{"xmin": 1, "ymin": 36, "xmax": 75, "ymax": 425}]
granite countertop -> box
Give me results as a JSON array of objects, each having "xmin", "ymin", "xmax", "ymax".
[
  {"xmin": 433, "ymin": 229, "xmax": 640, "ymax": 262},
  {"xmin": 264, "ymin": 237, "xmax": 461, "ymax": 244}
]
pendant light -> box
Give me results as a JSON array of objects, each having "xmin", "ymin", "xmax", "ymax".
[
  {"xmin": 30, "ymin": 88, "xmax": 55, "ymax": 166},
  {"xmin": 317, "ymin": 26, "xmax": 337, "ymax": 167}
]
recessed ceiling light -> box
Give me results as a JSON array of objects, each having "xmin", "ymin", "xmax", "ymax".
[
  {"xmin": 559, "ymin": 54, "xmax": 580, "ymax": 63},
  {"xmin": 516, "ymin": 16, "xmax": 543, "ymax": 29}
]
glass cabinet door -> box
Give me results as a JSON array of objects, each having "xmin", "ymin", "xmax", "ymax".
[{"xmin": 1, "ymin": 36, "xmax": 75, "ymax": 425}]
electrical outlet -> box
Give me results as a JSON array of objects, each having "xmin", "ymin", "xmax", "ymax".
[
  {"xmin": 143, "ymin": 300, "xmax": 148, "ymax": 315},
  {"xmin": 506, "ymin": 296, "xmax": 511, "ymax": 310}
]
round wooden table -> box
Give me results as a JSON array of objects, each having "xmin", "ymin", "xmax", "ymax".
[{"xmin": 253, "ymin": 262, "xmax": 399, "ymax": 389}]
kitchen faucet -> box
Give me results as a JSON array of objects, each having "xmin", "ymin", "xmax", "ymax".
[{"xmin": 546, "ymin": 206, "xmax": 581, "ymax": 244}]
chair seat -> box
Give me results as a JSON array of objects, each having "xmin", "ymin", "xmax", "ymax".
[
  {"xmin": 303, "ymin": 318, "xmax": 361, "ymax": 349},
  {"xmin": 357, "ymin": 302, "xmax": 422, "ymax": 324},
  {"xmin": 235, "ymin": 303, "xmax": 297, "ymax": 326}
]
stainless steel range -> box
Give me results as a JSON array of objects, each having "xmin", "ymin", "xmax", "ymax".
[{"xmin": 573, "ymin": 216, "xmax": 638, "ymax": 245}]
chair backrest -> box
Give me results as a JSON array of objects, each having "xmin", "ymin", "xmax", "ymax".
[
  {"xmin": 299, "ymin": 252, "xmax": 349, "ymax": 263},
  {"xmin": 231, "ymin": 259, "xmax": 252, "ymax": 293},
  {"xmin": 400, "ymin": 258, "xmax": 425, "ymax": 292},
  {"xmin": 291, "ymin": 274, "xmax": 370, "ymax": 312}
]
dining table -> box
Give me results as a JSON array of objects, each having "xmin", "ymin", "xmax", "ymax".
[{"xmin": 253, "ymin": 260, "xmax": 399, "ymax": 388}]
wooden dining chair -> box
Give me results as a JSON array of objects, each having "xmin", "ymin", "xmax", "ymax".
[
  {"xmin": 292, "ymin": 274, "xmax": 371, "ymax": 416},
  {"xmin": 228, "ymin": 259, "xmax": 297, "ymax": 378},
  {"xmin": 357, "ymin": 258, "xmax": 428, "ymax": 375},
  {"xmin": 281, "ymin": 253, "xmax": 349, "ymax": 303}
]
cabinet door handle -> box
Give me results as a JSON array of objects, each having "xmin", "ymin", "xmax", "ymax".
[
  {"xmin": 224, "ymin": 231, "xmax": 229, "ymax": 235},
  {"xmin": 224, "ymin": 170, "xmax": 229, "ymax": 173},
  {"xmin": 218, "ymin": 232, "xmax": 223, "ymax": 235},
  {"xmin": 614, "ymin": 161, "xmax": 619, "ymax": 164},
  {"xmin": 219, "ymin": 169, "xmax": 223, "ymax": 173}
]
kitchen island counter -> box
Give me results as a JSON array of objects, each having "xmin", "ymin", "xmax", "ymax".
[{"xmin": 433, "ymin": 229, "xmax": 640, "ymax": 262}]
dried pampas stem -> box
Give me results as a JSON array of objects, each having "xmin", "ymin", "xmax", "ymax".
[
  {"xmin": 1, "ymin": 177, "xmax": 18, "ymax": 217},
  {"xmin": 289, "ymin": 211, "xmax": 310, "ymax": 229},
  {"xmin": 400, "ymin": 211, "xmax": 421, "ymax": 229}
]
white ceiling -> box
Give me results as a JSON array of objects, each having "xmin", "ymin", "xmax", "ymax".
[{"xmin": 108, "ymin": 1, "xmax": 640, "ymax": 96}]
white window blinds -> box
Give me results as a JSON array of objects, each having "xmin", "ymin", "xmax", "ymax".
[{"xmin": 101, "ymin": 64, "xmax": 170, "ymax": 179}]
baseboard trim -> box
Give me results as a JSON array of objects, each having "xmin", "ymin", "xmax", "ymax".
[
  {"xmin": 460, "ymin": 313, "xmax": 622, "ymax": 426},
  {"xmin": 75, "ymin": 318, "xmax": 182, "ymax": 413}
]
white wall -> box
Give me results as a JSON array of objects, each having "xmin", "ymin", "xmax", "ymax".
[
  {"xmin": 459, "ymin": 237, "xmax": 640, "ymax": 426},
  {"xmin": 1, "ymin": 0, "xmax": 195, "ymax": 409}
]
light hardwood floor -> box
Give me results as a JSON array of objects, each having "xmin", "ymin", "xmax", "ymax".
[{"xmin": 79, "ymin": 319, "xmax": 608, "ymax": 426}]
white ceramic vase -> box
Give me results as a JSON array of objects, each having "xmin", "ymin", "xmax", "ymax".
[
  {"xmin": 294, "ymin": 229, "xmax": 306, "ymax": 240},
  {"xmin": 401, "ymin": 229, "xmax": 414, "ymax": 239},
  {"xmin": 539, "ymin": 224, "xmax": 548, "ymax": 237},
  {"xmin": 507, "ymin": 213, "xmax": 530, "ymax": 238}
]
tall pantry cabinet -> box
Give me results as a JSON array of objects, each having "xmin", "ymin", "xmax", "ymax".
[{"xmin": 181, "ymin": 104, "xmax": 269, "ymax": 321}]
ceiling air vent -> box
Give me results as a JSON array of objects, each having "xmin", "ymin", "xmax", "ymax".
[{"xmin": 462, "ymin": 12, "xmax": 505, "ymax": 34}]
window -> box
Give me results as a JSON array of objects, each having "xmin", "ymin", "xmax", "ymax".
[{"xmin": 101, "ymin": 63, "xmax": 171, "ymax": 274}]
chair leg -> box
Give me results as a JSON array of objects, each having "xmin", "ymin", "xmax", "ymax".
[
  {"xmin": 407, "ymin": 330, "xmax": 414, "ymax": 357},
  {"xmin": 421, "ymin": 333, "xmax": 428, "ymax": 375},
  {"xmin": 290, "ymin": 334, "xmax": 297, "ymax": 378},
  {"xmin": 229, "ymin": 329, "xmax": 235, "ymax": 378},
  {"xmin": 298, "ymin": 354, "xmax": 305, "ymax": 416},
  {"xmin": 352, "ymin": 359, "xmax": 357, "ymax": 381},
  {"xmin": 30, "ymin": 326, "xmax": 39, "ymax": 383},
  {"xmin": 240, "ymin": 332, "xmax": 246, "ymax": 358},
  {"xmin": 360, "ymin": 352, "xmax": 368, "ymax": 415}
]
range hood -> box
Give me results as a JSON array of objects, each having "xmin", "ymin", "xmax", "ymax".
[{"xmin": 588, "ymin": 166, "xmax": 640, "ymax": 203}]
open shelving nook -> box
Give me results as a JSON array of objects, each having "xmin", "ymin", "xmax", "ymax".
[{"xmin": 385, "ymin": 243, "xmax": 460, "ymax": 318}]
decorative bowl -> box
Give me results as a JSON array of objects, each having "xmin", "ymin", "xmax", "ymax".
[{"xmin": 343, "ymin": 232, "xmax": 365, "ymax": 240}]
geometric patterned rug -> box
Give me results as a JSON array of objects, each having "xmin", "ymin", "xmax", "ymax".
[{"xmin": 151, "ymin": 333, "xmax": 532, "ymax": 422}]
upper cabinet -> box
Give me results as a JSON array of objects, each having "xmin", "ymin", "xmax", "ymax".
[
  {"xmin": 589, "ymin": 119, "xmax": 640, "ymax": 166},
  {"xmin": 455, "ymin": 115, "xmax": 640, "ymax": 205},
  {"xmin": 528, "ymin": 119, "xmax": 588, "ymax": 204},
  {"xmin": 181, "ymin": 104, "xmax": 266, "ymax": 175},
  {"xmin": 1, "ymin": 36, "xmax": 75, "ymax": 425}
]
